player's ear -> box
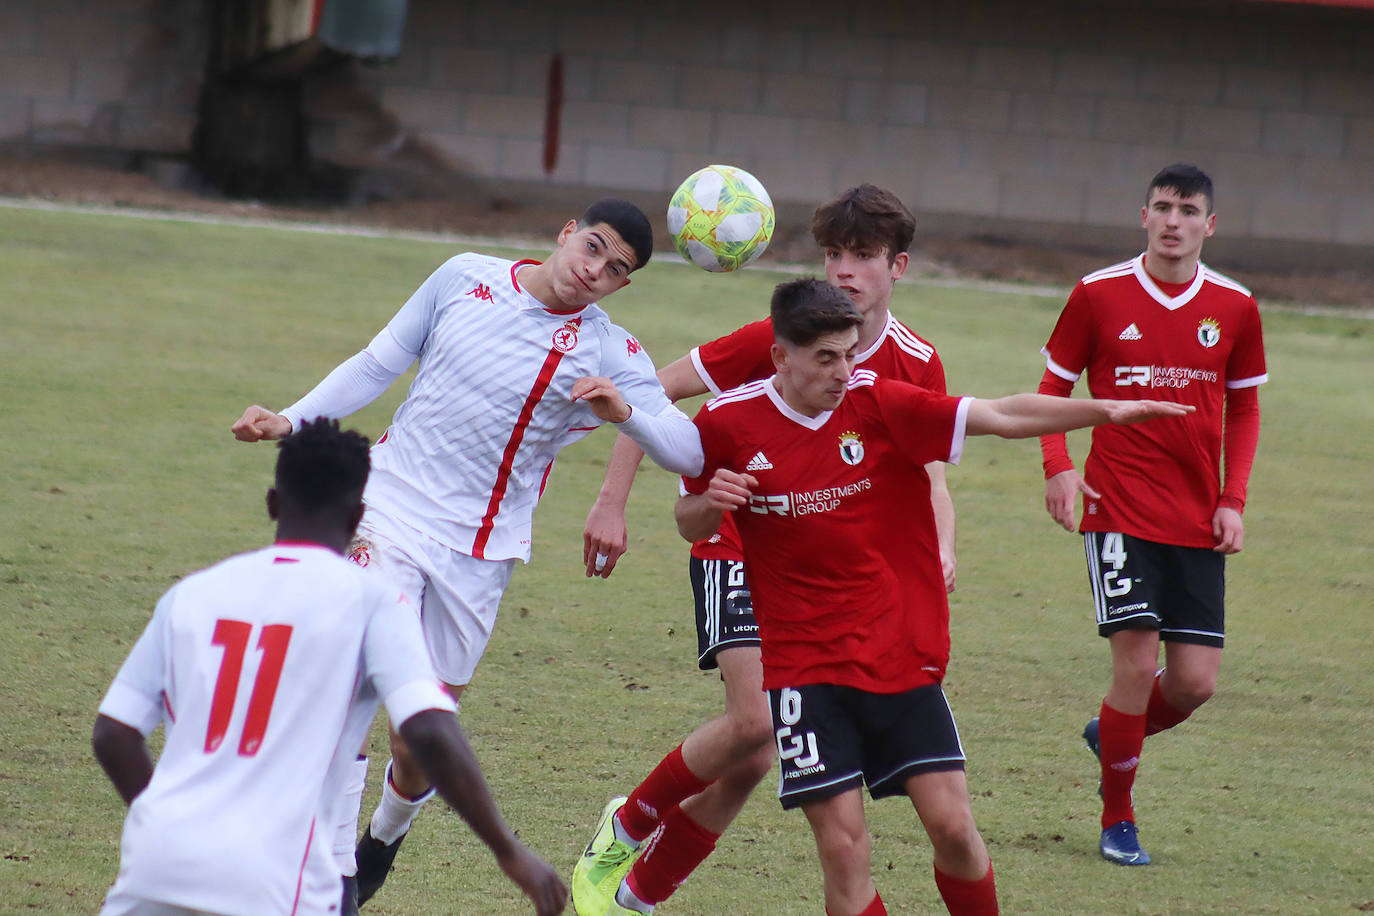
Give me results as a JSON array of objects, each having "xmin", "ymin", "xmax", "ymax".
[
  {"xmin": 556, "ymin": 219, "xmax": 579, "ymax": 246},
  {"xmin": 1204, "ymin": 212, "xmax": 1216, "ymax": 238},
  {"xmin": 770, "ymin": 342, "xmax": 788, "ymax": 372},
  {"xmin": 890, "ymin": 250, "xmax": 909, "ymax": 281},
  {"xmin": 266, "ymin": 488, "xmax": 279, "ymax": 521}
]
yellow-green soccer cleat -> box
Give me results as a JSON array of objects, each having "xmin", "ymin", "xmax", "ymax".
[{"xmin": 572, "ymin": 796, "xmax": 639, "ymax": 916}]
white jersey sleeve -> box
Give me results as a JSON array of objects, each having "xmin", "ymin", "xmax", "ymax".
[
  {"xmin": 597, "ymin": 321, "xmax": 704, "ymax": 477},
  {"xmin": 98, "ymin": 594, "xmax": 174, "ymax": 737}
]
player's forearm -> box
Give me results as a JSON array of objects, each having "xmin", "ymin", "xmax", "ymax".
[
  {"xmin": 974, "ymin": 393, "xmax": 1124, "ymax": 439},
  {"xmin": 279, "ymin": 346, "xmax": 403, "ymax": 431},
  {"xmin": 92, "ymin": 715, "xmax": 153, "ymax": 805},
  {"xmin": 594, "ymin": 433, "xmax": 648, "ymax": 512},
  {"xmin": 615, "ymin": 404, "xmax": 704, "ymax": 477},
  {"xmin": 1219, "ymin": 386, "xmax": 1261, "ymax": 511},
  {"xmin": 1037, "ymin": 367, "xmax": 1076, "ymax": 477},
  {"xmin": 675, "ymin": 493, "xmax": 725, "ymax": 543},
  {"xmin": 399, "ymin": 711, "xmax": 521, "ymax": 860},
  {"xmin": 929, "ymin": 472, "xmax": 956, "ymax": 558}
]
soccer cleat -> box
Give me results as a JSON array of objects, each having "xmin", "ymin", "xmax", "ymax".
[
  {"xmin": 1083, "ymin": 716, "xmax": 1103, "ymax": 797},
  {"xmin": 572, "ymin": 797, "xmax": 638, "ymax": 916},
  {"xmin": 355, "ymin": 826, "xmax": 406, "ymax": 906},
  {"xmin": 1099, "ymin": 820, "xmax": 1151, "ymax": 865}
]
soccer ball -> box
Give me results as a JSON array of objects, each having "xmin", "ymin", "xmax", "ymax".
[{"xmin": 666, "ymin": 165, "xmax": 775, "ymax": 272}]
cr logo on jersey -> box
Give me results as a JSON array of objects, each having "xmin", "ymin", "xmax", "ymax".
[
  {"xmin": 1197, "ymin": 317, "xmax": 1221, "ymax": 348},
  {"xmin": 838, "ymin": 430, "xmax": 864, "ymax": 466},
  {"xmin": 552, "ymin": 320, "xmax": 580, "ymax": 353}
]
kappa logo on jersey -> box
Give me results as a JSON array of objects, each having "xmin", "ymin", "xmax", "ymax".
[
  {"xmin": 745, "ymin": 451, "xmax": 773, "ymax": 471},
  {"xmin": 838, "ymin": 430, "xmax": 864, "ymax": 466},
  {"xmin": 551, "ymin": 320, "xmax": 580, "ymax": 353},
  {"xmin": 1115, "ymin": 365, "xmax": 1219, "ymax": 389},
  {"xmin": 626, "ymin": 335, "xmax": 642, "ymax": 356},
  {"xmin": 467, "ymin": 283, "xmax": 494, "ymax": 301},
  {"xmin": 347, "ymin": 537, "xmax": 373, "ymax": 567},
  {"xmin": 1197, "ymin": 317, "xmax": 1221, "ymax": 348},
  {"xmin": 1118, "ymin": 323, "xmax": 1143, "ymax": 341}
]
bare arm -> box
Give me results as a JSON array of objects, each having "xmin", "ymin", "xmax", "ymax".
[
  {"xmin": 926, "ymin": 461, "xmax": 957, "ymax": 592},
  {"xmin": 966, "ymin": 393, "xmax": 1193, "ymax": 440},
  {"xmin": 675, "ymin": 469, "xmax": 757, "ymax": 542},
  {"xmin": 581, "ymin": 355, "xmax": 712, "ymax": 578},
  {"xmin": 92, "ymin": 715, "xmax": 154, "ymax": 805},
  {"xmin": 399, "ymin": 709, "xmax": 567, "ymax": 915}
]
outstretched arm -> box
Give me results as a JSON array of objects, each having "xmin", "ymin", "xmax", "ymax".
[
  {"xmin": 582, "ymin": 357, "xmax": 710, "ymax": 578},
  {"xmin": 572, "ymin": 377, "xmax": 703, "ymax": 477},
  {"xmin": 399, "ymin": 709, "xmax": 567, "ymax": 915},
  {"xmin": 92, "ymin": 714, "xmax": 154, "ymax": 805},
  {"xmin": 967, "ymin": 393, "xmax": 1193, "ymax": 440}
]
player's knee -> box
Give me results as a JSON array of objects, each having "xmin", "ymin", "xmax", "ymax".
[
  {"xmin": 724, "ymin": 742, "xmax": 775, "ymax": 789},
  {"xmin": 813, "ymin": 822, "xmax": 870, "ymax": 873},
  {"xmin": 922, "ymin": 808, "xmax": 981, "ymax": 859},
  {"xmin": 1169, "ymin": 674, "xmax": 1216, "ymax": 711},
  {"xmin": 726, "ymin": 705, "xmax": 774, "ymax": 754}
]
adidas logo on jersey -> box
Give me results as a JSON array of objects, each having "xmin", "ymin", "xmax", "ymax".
[
  {"xmin": 1118, "ymin": 323, "xmax": 1143, "ymax": 341},
  {"xmin": 745, "ymin": 451, "xmax": 773, "ymax": 471}
]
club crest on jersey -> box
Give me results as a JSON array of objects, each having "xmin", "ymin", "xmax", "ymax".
[
  {"xmin": 347, "ymin": 536, "xmax": 373, "ymax": 567},
  {"xmin": 1197, "ymin": 317, "xmax": 1221, "ymax": 348},
  {"xmin": 838, "ymin": 430, "xmax": 865, "ymax": 466},
  {"xmin": 552, "ymin": 320, "xmax": 580, "ymax": 353}
]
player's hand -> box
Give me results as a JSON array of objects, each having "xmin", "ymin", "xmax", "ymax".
[
  {"xmin": 1044, "ymin": 469, "xmax": 1099, "ymax": 532},
  {"xmin": 1212, "ymin": 505, "xmax": 1244, "ymax": 554},
  {"xmin": 940, "ymin": 550, "xmax": 957, "ymax": 594},
  {"xmin": 571, "ymin": 377, "xmax": 631, "ymax": 424},
  {"xmin": 497, "ymin": 846, "xmax": 567, "ymax": 915},
  {"xmin": 705, "ymin": 468, "xmax": 758, "ymax": 511},
  {"xmin": 1105, "ymin": 399, "xmax": 1196, "ymax": 425},
  {"xmin": 231, "ymin": 405, "xmax": 292, "ymax": 441},
  {"xmin": 583, "ymin": 499, "xmax": 628, "ymax": 578}
]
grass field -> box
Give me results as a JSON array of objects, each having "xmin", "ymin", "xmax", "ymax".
[{"xmin": 0, "ymin": 203, "xmax": 1370, "ymax": 915}]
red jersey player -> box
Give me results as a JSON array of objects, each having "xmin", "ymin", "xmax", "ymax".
[
  {"xmin": 574, "ymin": 187, "xmax": 950, "ymax": 916},
  {"xmin": 1038, "ymin": 164, "xmax": 1267, "ymax": 866},
  {"xmin": 676, "ymin": 278, "xmax": 1189, "ymax": 916},
  {"xmin": 93, "ymin": 419, "xmax": 565, "ymax": 916}
]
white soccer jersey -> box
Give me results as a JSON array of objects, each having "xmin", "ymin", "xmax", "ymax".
[
  {"xmin": 98, "ymin": 543, "xmax": 454, "ymax": 916},
  {"xmin": 282, "ymin": 253, "xmax": 698, "ymax": 562}
]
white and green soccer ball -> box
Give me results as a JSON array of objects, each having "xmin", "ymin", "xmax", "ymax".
[{"xmin": 666, "ymin": 164, "xmax": 775, "ymax": 272}]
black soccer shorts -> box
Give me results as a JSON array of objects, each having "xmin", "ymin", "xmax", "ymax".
[
  {"xmin": 689, "ymin": 556, "xmax": 759, "ymax": 670},
  {"xmin": 1084, "ymin": 531, "xmax": 1226, "ymax": 647},
  {"xmin": 769, "ymin": 682, "xmax": 966, "ymax": 810}
]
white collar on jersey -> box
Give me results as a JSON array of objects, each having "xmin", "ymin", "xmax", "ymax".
[
  {"xmin": 765, "ymin": 376, "xmax": 834, "ymax": 430},
  {"xmin": 1132, "ymin": 253, "xmax": 1207, "ymax": 311}
]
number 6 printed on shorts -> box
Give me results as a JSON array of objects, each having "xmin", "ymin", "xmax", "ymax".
[
  {"xmin": 205, "ymin": 619, "xmax": 294, "ymax": 756},
  {"xmin": 775, "ymin": 686, "xmax": 820, "ymax": 769}
]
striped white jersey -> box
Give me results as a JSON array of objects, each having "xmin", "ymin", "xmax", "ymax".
[
  {"xmin": 98, "ymin": 543, "xmax": 454, "ymax": 915},
  {"xmin": 282, "ymin": 253, "xmax": 695, "ymax": 562}
]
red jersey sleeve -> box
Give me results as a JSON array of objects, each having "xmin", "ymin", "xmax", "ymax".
[
  {"xmin": 1041, "ymin": 282, "xmax": 1094, "ymax": 380},
  {"xmin": 1225, "ymin": 297, "xmax": 1268, "ymax": 386},
  {"xmin": 691, "ymin": 318, "xmax": 775, "ymax": 394},
  {"xmin": 872, "ymin": 379, "xmax": 964, "ymax": 466}
]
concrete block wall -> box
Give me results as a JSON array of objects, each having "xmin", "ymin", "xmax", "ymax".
[
  {"xmin": 359, "ymin": 0, "xmax": 1374, "ymax": 257},
  {"xmin": 0, "ymin": 0, "xmax": 207, "ymax": 156}
]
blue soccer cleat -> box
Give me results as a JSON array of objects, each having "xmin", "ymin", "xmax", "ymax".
[{"xmin": 1100, "ymin": 820, "xmax": 1151, "ymax": 865}]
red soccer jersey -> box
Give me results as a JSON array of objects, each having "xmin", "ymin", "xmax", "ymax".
[
  {"xmin": 1041, "ymin": 254, "xmax": 1268, "ymax": 547},
  {"xmin": 688, "ymin": 313, "xmax": 945, "ymax": 559},
  {"xmin": 685, "ymin": 372, "xmax": 970, "ymax": 693}
]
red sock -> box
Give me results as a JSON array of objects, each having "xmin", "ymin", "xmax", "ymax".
[
  {"xmin": 826, "ymin": 889, "xmax": 887, "ymax": 916},
  {"xmin": 623, "ymin": 806, "xmax": 719, "ymax": 905},
  {"xmin": 1144, "ymin": 672, "xmax": 1192, "ymax": 736},
  {"xmin": 618, "ymin": 744, "xmax": 711, "ymax": 841},
  {"xmin": 934, "ymin": 863, "xmax": 997, "ymax": 915},
  {"xmin": 1098, "ymin": 702, "xmax": 1145, "ymax": 829}
]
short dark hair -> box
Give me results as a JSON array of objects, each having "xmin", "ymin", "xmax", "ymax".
[
  {"xmin": 1148, "ymin": 163, "xmax": 1214, "ymax": 213},
  {"xmin": 811, "ymin": 184, "xmax": 916, "ymax": 263},
  {"xmin": 770, "ymin": 278, "xmax": 862, "ymax": 348},
  {"xmin": 579, "ymin": 198, "xmax": 654, "ymax": 271},
  {"xmin": 274, "ymin": 417, "xmax": 371, "ymax": 517}
]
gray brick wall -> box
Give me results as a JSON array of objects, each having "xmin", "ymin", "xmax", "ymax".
[{"xmin": 3, "ymin": 0, "xmax": 1372, "ymax": 258}]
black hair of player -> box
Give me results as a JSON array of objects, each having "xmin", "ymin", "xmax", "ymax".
[
  {"xmin": 580, "ymin": 198, "xmax": 654, "ymax": 271},
  {"xmin": 770, "ymin": 277, "xmax": 863, "ymax": 349},
  {"xmin": 811, "ymin": 184, "xmax": 917, "ymax": 265},
  {"xmin": 274, "ymin": 417, "xmax": 371, "ymax": 520},
  {"xmin": 1148, "ymin": 163, "xmax": 1214, "ymax": 214}
]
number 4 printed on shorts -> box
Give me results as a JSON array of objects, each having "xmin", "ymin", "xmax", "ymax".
[{"xmin": 205, "ymin": 619, "xmax": 293, "ymax": 756}]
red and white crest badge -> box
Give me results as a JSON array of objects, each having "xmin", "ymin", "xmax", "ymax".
[
  {"xmin": 552, "ymin": 320, "xmax": 580, "ymax": 353},
  {"xmin": 1197, "ymin": 317, "xmax": 1221, "ymax": 348},
  {"xmin": 838, "ymin": 430, "xmax": 865, "ymax": 466}
]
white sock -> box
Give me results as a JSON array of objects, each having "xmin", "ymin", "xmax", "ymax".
[
  {"xmin": 334, "ymin": 755, "xmax": 369, "ymax": 876},
  {"xmin": 369, "ymin": 759, "xmax": 435, "ymax": 844},
  {"xmin": 615, "ymin": 880, "xmax": 654, "ymax": 914},
  {"xmin": 612, "ymin": 814, "xmax": 642, "ymax": 850}
]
